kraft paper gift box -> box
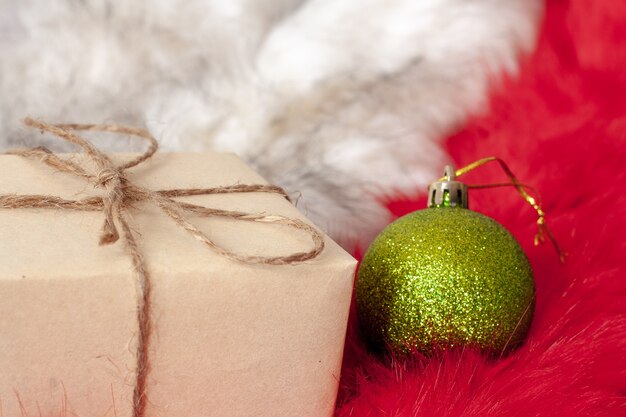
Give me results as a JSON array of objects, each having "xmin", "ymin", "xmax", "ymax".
[{"xmin": 0, "ymin": 135, "xmax": 357, "ymax": 417}]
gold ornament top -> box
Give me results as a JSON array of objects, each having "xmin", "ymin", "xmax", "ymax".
[{"xmin": 428, "ymin": 165, "xmax": 468, "ymax": 208}]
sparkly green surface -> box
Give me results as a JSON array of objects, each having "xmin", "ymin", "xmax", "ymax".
[{"xmin": 356, "ymin": 207, "xmax": 535, "ymax": 356}]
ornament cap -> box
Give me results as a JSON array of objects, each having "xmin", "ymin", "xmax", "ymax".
[{"xmin": 428, "ymin": 165, "xmax": 468, "ymax": 208}]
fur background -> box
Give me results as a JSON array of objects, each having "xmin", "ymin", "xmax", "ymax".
[
  {"xmin": 1, "ymin": 0, "xmax": 625, "ymax": 416},
  {"xmin": 0, "ymin": 0, "xmax": 541, "ymax": 249},
  {"xmin": 337, "ymin": 0, "xmax": 626, "ymax": 415}
]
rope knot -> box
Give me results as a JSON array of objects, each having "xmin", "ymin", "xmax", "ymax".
[{"xmin": 95, "ymin": 167, "xmax": 122, "ymax": 188}]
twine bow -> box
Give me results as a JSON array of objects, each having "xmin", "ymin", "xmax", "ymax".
[{"xmin": 0, "ymin": 118, "xmax": 325, "ymax": 417}]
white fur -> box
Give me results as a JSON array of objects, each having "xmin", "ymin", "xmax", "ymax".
[{"xmin": 0, "ymin": 0, "xmax": 542, "ymax": 248}]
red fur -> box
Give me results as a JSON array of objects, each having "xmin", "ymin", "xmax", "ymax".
[{"xmin": 337, "ymin": 0, "xmax": 626, "ymax": 415}]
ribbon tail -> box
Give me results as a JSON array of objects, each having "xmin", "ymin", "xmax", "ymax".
[
  {"xmin": 0, "ymin": 194, "xmax": 104, "ymax": 210},
  {"xmin": 99, "ymin": 194, "xmax": 121, "ymax": 245},
  {"xmin": 116, "ymin": 207, "xmax": 153, "ymax": 417},
  {"xmin": 156, "ymin": 184, "xmax": 291, "ymax": 202}
]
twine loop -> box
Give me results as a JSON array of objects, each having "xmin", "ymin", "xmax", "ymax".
[{"xmin": 4, "ymin": 118, "xmax": 325, "ymax": 263}]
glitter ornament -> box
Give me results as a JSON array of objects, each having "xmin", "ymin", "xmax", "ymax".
[{"xmin": 356, "ymin": 164, "xmax": 540, "ymax": 356}]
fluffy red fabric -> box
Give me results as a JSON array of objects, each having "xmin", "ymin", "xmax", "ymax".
[{"xmin": 337, "ymin": 0, "xmax": 626, "ymax": 416}]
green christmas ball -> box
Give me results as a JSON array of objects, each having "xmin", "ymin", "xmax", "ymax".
[{"xmin": 356, "ymin": 204, "xmax": 535, "ymax": 356}]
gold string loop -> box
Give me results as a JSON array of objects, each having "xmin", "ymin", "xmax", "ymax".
[{"xmin": 441, "ymin": 156, "xmax": 566, "ymax": 263}]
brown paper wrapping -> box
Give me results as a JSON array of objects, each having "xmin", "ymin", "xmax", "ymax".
[{"xmin": 0, "ymin": 152, "xmax": 357, "ymax": 417}]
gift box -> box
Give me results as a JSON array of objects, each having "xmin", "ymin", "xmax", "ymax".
[{"xmin": 0, "ymin": 122, "xmax": 357, "ymax": 417}]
